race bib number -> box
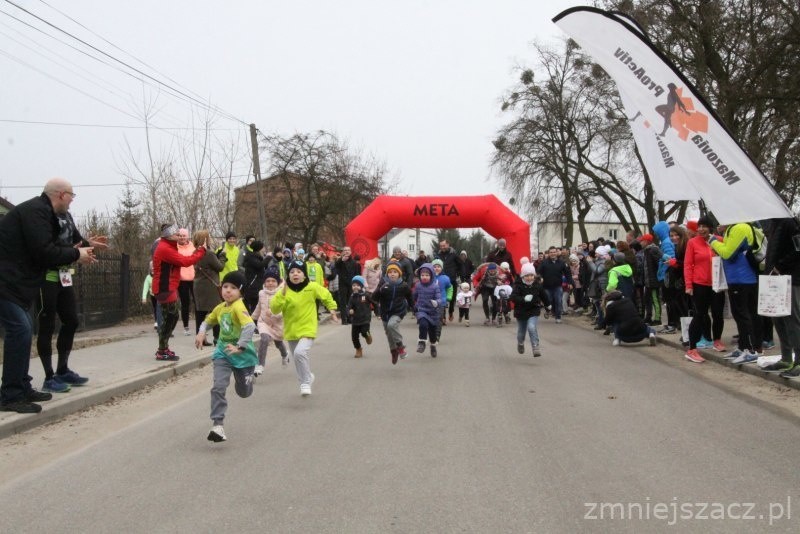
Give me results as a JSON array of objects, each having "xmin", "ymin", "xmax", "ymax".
[{"xmin": 59, "ymin": 268, "xmax": 73, "ymax": 287}]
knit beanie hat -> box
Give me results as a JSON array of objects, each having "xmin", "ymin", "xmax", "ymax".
[
  {"xmin": 287, "ymin": 259, "xmax": 307, "ymax": 276},
  {"xmin": 250, "ymin": 240, "xmax": 264, "ymax": 253},
  {"xmin": 431, "ymin": 259, "xmax": 444, "ymax": 268},
  {"xmin": 161, "ymin": 223, "xmax": 178, "ymax": 238},
  {"xmin": 221, "ymin": 271, "xmax": 246, "ymax": 291},
  {"xmin": 613, "ymin": 252, "xmax": 626, "ymax": 264},
  {"xmin": 386, "ymin": 262, "xmax": 403, "ymax": 276},
  {"xmin": 225, "ymin": 231, "xmax": 237, "ymax": 240},
  {"xmin": 351, "ymin": 275, "xmax": 366, "ymax": 288},
  {"xmin": 264, "ymin": 267, "xmax": 281, "ymax": 283},
  {"xmin": 520, "ymin": 263, "xmax": 536, "ymax": 277},
  {"xmin": 500, "ymin": 261, "xmax": 510, "ymax": 270},
  {"xmin": 487, "ymin": 263, "xmax": 497, "ymax": 270},
  {"xmin": 520, "ymin": 257, "xmax": 530, "ymax": 265},
  {"xmin": 697, "ymin": 215, "xmax": 715, "ymax": 229},
  {"xmin": 460, "ymin": 282, "xmax": 470, "ymax": 291},
  {"xmin": 640, "ymin": 233, "xmax": 654, "ymax": 243},
  {"xmin": 686, "ymin": 220, "xmax": 698, "ymax": 232}
]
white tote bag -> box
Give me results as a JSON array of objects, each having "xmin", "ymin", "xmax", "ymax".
[
  {"xmin": 711, "ymin": 256, "xmax": 728, "ymax": 292},
  {"xmin": 757, "ymin": 275, "xmax": 792, "ymax": 317}
]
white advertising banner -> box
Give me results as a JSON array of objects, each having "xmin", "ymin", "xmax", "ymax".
[{"xmin": 553, "ymin": 7, "xmax": 793, "ymax": 224}]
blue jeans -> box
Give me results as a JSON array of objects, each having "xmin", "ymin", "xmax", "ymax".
[
  {"xmin": 0, "ymin": 299, "xmax": 34, "ymax": 403},
  {"xmin": 545, "ymin": 286, "xmax": 563, "ymax": 318},
  {"xmin": 516, "ymin": 316, "xmax": 540, "ymax": 347}
]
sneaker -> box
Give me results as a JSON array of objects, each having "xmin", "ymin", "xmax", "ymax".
[
  {"xmin": 684, "ymin": 349, "xmax": 705, "ymax": 363},
  {"xmin": 555, "ymin": 318, "xmax": 562, "ymax": 324},
  {"xmin": 658, "ymin": 325, "xmax": 677, "ymax": 334},
  {"xmin": 55, "ymin": 370, "xmax": 89, "ymax": 386},
  {"xmin": 762, "ymin": 340, "xmax": 776, "ymax": 350},
  {"xmin": 184, "ymin": 328, "xmax": 191, "ymax": 336},
  {"xmin": 532, "ymin": 346, "xmax": 542, "ymax": 357},
  {"xmin": 712, "ymin": 340, "xmax": 726, "ymax": 352},
  {"xmin": 155, "ymin": 349, "xmax": 179, "ymax": 361},
  {"xmin": 612, "ymin": 337, "xmax": 620, "ymax": 346},
  {"xmin": 153, "ymin": 322, "xmax": 158, "ymax": 330},
  {"xmin": 300, "ymin": 383, "xmax": 312, "ymax": 396},
  {"xmin": 42, "ymin": 377, "xmax": 71, "ymax": 393},
  {"xmin": 365, "ymin": 332, "xmax": 372, "ymax": 345},
  {"xmin": 517, "ymin": 343, "xmax": 524, "ymax": 354},
  {"xmin": 649, "ymin": 332, "xmax": 657, "ymax": 346},
  {"xmin": 593, "ymin": 324, "xmax": 605, "ymax": 330},
  {"xmin": 0, "ymin": 400, "xmax": 42, "ymax": 413},
  {"xmin": 761, "ymin": 361, "xmax": 793, "ymax": 373},
  {"xmin": 397, "ymin": 345, "xmax": 407, "ymax": 359},
  {"xmin": 724, "ymin": 349, "xmax": 743, "ymax": 360},
  {"xmin": 732, "ymin": 351, "xmax": 758, "ymax": 364},
  {"xmin": 780, "ymin": 365, "xmax": 800, "ymax": 378},
  {"xmin": 465, "ymin": 320, "xmax": 469, "ymax": 327},
  {"xmin": 25, "ymin": 389, "xmax": 52, "ymax": 402},
  {"xmin": 430, "ymin": 344, "xmax": 437, "ymax": 358},
  {"xmin": 207, "ymin": 425, "xmax": 226, "ymax": 442},
  {"xmin": 391, "ymin": 348, "xmax": 399, "ymax": 365},
  {"xmin": 417, "ymin": 340, "xmax": 426, "ymax": 353},
  {"xmin": 254, "ymin": 364, "xmax": 264, "ymax": 377},
  {"xmin": 695, "ymin": 338, "xmax": 713, "ymax": 349},
  {"xmin": 281, "ymin": 355, "xmax": 289, "ymax": 366}
]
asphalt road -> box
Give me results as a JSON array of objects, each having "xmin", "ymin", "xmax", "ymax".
[{"xmin": 1, "ymin": 315, "xmax": 799, "ymax": 533}]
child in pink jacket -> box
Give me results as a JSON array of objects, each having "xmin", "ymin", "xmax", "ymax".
[{"xmin": 251, "ymin": 268, "xmax": 289, "ymax": 375}]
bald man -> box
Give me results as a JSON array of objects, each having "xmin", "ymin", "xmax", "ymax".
[{"xmin": 0, "ymin": 178, "xmax": 96, "ymax": 413}]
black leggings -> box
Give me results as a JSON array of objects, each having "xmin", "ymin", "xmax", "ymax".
[
  {"xmin": 351, "ymin": 323, "xmax": 371, "ymax": 349},
  {"xmin": 36, "ymin": 281, "xmax": 79, "ymax": 378},
  {"xmin": 688, "ymin": 284, "xmax": 725, "ymax": 349},
  {"xmin": 480, "ymin": 287, "xmax": 498, "ymax": 319},
  {"xmin": 178, "ymin": 281, "xmax": 194, "ymax": 328}
]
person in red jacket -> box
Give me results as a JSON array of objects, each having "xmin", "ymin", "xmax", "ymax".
[
  {"xmin": 683, "ymin": 215, "xmax": 726, "ymax": 362},
  {"xmin": 153, "ymin": 224, "xmax": 206, "ymax": 360}
]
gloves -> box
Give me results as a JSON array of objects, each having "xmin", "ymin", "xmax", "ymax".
[
  {"xmin": 667, "ymin": 258, "xmax": 677, "ymax": 268},
  {"xmin": 524, "ymin": 294, "xmax": 533, "ymax": 302},
  {"xmin": 430, "ymin": 300, "xmax": 439, "ymax": 308}
]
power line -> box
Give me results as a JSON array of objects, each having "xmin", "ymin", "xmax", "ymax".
[
  {"xmin": 2, "ymin": 0, "xmax": 249, "ymax": 126},
  {"xmin": 0, "ymin": 118, "xmax": 243, "ymax": 131},
  {"xmin": 0, "ymin": 172, "xmax": 258, "ymax": 189}
]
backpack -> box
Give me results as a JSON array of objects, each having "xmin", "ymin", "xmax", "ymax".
[{"xmin": 744, "ymin": 223, "xmax": 767, "ymax": 273}]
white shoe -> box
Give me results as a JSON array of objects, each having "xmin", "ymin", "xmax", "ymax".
[
  {"xmin": 649, "ymin": 332, "xmax": 656, "ymax": 346},
  {"xmin": 300, "ymin": 383, "xmax": 312, "ymax": 396},
  {"xmin": 153, "ymin": 322, "xmax": 158, "ymax": 330},
  {"xmin": 612, "ymin": 338, "xmax": 620, "ymax": 346},
  {"xmin": 254, "ymin": 365, "xmax": 264, "ymax": 377},
  {"xmin": 207, "ymin": 425, "xmax": 226, "ymax": 442},
  {"xmin": 281, "ymin": 356, "xmax": 289, "ymax": 366},
  {"xmin": 184, "ymin": 328, "xmax": 191, "ymax": 336}
]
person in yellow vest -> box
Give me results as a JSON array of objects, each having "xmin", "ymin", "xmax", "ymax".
[{"xmin": 216, "ymin": 231, "xmax": 240, "ymax": 279}]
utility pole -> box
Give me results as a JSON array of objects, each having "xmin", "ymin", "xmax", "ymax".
[{"xmin": 249, "ymin": 123, "xmax": 268, "ymax": 242}]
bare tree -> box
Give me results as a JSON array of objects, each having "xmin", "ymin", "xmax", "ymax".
[{"xmin": 257, "ymin": 130, "xmax": 396, "ymax": 246}]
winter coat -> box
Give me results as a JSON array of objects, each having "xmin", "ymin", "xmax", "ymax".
[
  {"xmin": 346, "ymin": 289, "xmax": 373, "ymax": 326},
  {"xmin": 251, "ymin": 287, "xmax": 284, "ymax": 341},
  {"xmin": 372, "ymin": 276, "xmax": 414, "ymax": 321},
  {"xmin": 153, "ymin": 238, "xmax": 205, "ymax": 304},
  {"xmin": 436, "ymin": 273, "xmax": 452, "ymax": 305},
  {"xmin": 538, "ymin": 258, "xmax": 570, "ymax": 289},
  {"xmin": 607, "ymin": 263, "xmax": 634, "ymax": 299},
  {"xmin": 683, "ymin": 235, "xmax": 713, "ymax": 290},
  {"xmin": 458, "ymin": 256, "xmax": 475, "ymax": 282},
  {"xmin": 604, "ymin": 294, "xmax": 648, "ymax": 337},
  {"xmin": 193, "ymin": 249, "xmax": 224, "ymax": 311},
  {"xmin": 486, "ymin": 247, "xmax": 516, "ymax": 277},
  {"xmin": 642, "ymin": 244, "xmax": 662, "ymax": 288},
  {"xmin": 510, "ymin": 278, "xmax": 550, "ymax": 321},
  {"xmin": 434, "ymin": 247, "xmax": 461, "ymax": 282},
  {"xmin": 269, "ymin": 281, "xmax": 337, "ymax": 341},
  {"xmin": 243, "ymin": 251, "xmax": 269, "ymax": 302},
  {"xmin": 709, "ymin": 223, "xmax": 758, "ymax": 284},
  {"xmin": 305, "ymin": 260, "xmax": 325, "ymax": 286},
  {"xmin": 413, "ymin": 277, "xmax": 442, "ymax": 325},
  {"xmin": 333, "ymin": 256, "xmax": 361, "ymax": 287},
  {"xmin": 0, "ymin": 193, "xmax": 81, "ymax": 307},
  {"xmin": 653, "ymin": 221, "xmax": 674, "ymax": 282},
  {"xmin": 215, "ymin": 242, "xmax": 240, "ymax": 279},
  {"xmin": 364, "ymin": 265, "xmax": 382, "ymax": 294},
  {"xmin": 765, "ymin": 217, "xmax": 800, "ymax": 286}
]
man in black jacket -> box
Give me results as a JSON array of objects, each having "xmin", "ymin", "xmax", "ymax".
[
  {"xmin": 537, "ymin": 247, "xmax": 571, "ymax": 323},
  {"xmin": 435, "ymin": 240, "xmax": 461, "ymax": 322},
  {"xmin": 0, "ymin": 178, "xmax": 96, "ymax": 413},
  {"xmin": 763, "ymin": 218, "xmax": 800, "ymax": 377},
  {"xmin": 333, "ymin": 246, "xmax": 361, "ymax": 325},
  {"xmin": 486, "ymin": 238, "xmax": 517, "ymax": 278}
]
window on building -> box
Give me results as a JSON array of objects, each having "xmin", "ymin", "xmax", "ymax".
[
  {"xmin": 608, "ymin": 229, "xmax": 618, "ymax": 240},
  {"xmin": 408, "ymin": 244, "xmax": 415, "ymax": 253}
]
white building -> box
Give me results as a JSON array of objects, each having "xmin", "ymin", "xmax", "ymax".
[
  {"xmin": 536, "ymin": 220, "xmax": 648, "ymax": 253},
  {"xmin": 375, "ymin": 228, "xmax": 440, "ymax": 260}
]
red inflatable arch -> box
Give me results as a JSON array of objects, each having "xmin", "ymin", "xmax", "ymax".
[{"xmin": 345, "ymin": 195, "xmax": 530, "ymax": 266}]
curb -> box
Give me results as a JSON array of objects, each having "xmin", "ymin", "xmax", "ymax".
[
  {"xmin": 565, "ymin": 315, "xmax": 800, "ymax": 392},
  {"xmin": 0, "ymin": 357, "xmax": 211, "ymax": 441}
]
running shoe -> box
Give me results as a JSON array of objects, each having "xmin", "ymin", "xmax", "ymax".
[
  {"xmin": 732, "ymin": 351, "xmax": 758, "ymax": 364},
  {"xmin": 780, "ymin": 366, "xmax": 800, "ymax": 378},
  {"xmin": 724, "ymin": 349, "xmax": 743, "ymax": 360},
  {"xmin": 712, "ymin": 340, "xmax": 726, "ymax": 352},
  {"xmin": 762, "ymin": 340, "xmax": 776, "ymax": 350},
  {"xmin": 42, "ymin": 377, "xmax": 71, "ymax": 393},
  {"xmin": 517, "ymin": 343, "xmax": 524, "ymax": 354},
  {"xmin": 254, "ymin": 365, "xmax": 264, "ymax": 377},
  {"xmin": 684, "ymin": 349, "xmax": 705, "ymax": 363},
  {"xmin": 207, "ymin": 425, "xmax": 226, "ymax": 442},
  {"xmin": 695, "ymin": 338, "xmax": 713, "ymax": 349},
  {"xmin": 56, "ymin": 370, "xmax": 89, "ymax": 386},
  {"xmin": 761, "ymin": 361, "xmax": 793, "ymax": 373}
]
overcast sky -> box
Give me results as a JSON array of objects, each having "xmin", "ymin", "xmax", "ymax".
[{"xmin": 0, "ymin": 0, "xmax": 584, "ymax": 222}]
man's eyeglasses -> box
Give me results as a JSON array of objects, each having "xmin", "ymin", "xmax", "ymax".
[{"xmin": 58, "ymin": 191, "xmax": 76, "ymax": 198}]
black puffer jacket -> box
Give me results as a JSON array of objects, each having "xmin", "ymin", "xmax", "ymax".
[
  {"xmin": 0, "ymin": 194, "xmax": 80, "ymax": 307},
  {"xmin": 510, "ymin": 278, "xmax": 550, "ymax": 320}
]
